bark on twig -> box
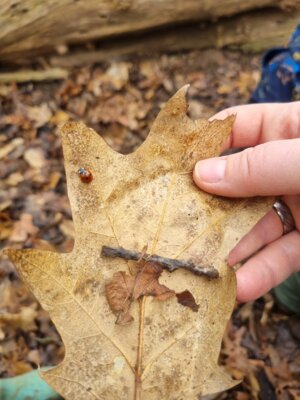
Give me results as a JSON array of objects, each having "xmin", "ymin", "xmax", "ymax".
[{"xmin": 101, "ymin": 245, "xmax": 219, "ymax": 279}]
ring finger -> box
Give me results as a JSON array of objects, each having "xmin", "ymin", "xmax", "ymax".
[
  {"xmin": 228, "ymin": 205, "xmax": 287, "ymax": 266},
  {"xmin": 282, "ymin": 195, "xmax": 300, "ymax": 231}
]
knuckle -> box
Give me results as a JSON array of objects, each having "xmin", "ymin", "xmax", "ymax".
[
  {"xmin": 231, "ymin": 147, "xmax": 260, "ymax": 193},
  {"xmin": 260, "ymin": 254, "xmax": 278, "ymax": 290}
]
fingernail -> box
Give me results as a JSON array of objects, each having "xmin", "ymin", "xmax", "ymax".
[{"xmin": 195, "ymin": 158, "xmax": 226, "ymax": 183}]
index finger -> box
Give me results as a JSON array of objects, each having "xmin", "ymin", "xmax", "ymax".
[{"xmin": 209, "ymin": 102, "xmax": 300, "ymax": 149}]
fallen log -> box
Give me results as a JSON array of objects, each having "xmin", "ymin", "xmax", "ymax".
[
  {"xmin": 48, "ymin": 9, "xmax": 300, "ymax": 68},
  {"xmin": 0, "ymin": 0, "xmax": 300, "ymax": 62}
]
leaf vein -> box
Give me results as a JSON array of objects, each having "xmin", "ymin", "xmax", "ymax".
[
  {"xmin": 141, "ymin": 325, "xmax": 194, "ymax": 380},
  {"xmin": 150, "ymin": 173, "xmax": 175, "ymax": 254},
  {"xmin": 47, "ymin": 373, "xmax": 103, "ymax": 400},
  {"xmin": 29, "ymin": 261, "xmax": 134, "ymax": 372}
]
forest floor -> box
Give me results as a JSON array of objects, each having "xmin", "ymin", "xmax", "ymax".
[{"xmin": 0, "ymin": 48, "xmax": 299, "ymax": 400}]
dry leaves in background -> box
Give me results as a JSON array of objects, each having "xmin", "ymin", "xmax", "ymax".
[{"xmin": 4, "ymin": 87, "xmax": 272, "ymax": 400}]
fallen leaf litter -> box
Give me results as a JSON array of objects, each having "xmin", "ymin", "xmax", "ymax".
[{"xmin": 0, "ymin": 50, "xmax": 298, "ymax": 399}]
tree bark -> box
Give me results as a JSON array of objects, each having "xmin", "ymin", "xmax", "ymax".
[
  {"xmin": 0, "ymin": 0, "xmax": 300, "ymax": 61},
  {"xmin": 48, "ymin": 9, "xmax": 300, "ymax": 68}
]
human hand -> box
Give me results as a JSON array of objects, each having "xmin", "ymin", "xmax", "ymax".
[{"xmin": 193, "ymin": 103, "xmax": 300, "ymax": 302}]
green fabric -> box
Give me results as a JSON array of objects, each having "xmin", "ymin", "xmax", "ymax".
[
  {"xmin": 0, "ymin": 368, "xmax": 62, "ymax": 400},
  {"xmin": 273, "ymin": 272, "xmax": 300, "ymax": 314}
]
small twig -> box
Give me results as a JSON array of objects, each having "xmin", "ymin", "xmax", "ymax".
[
  {"xmin": 0, "ymin": 68, "xmax": 68, "ymax": 83},
  {"xmin": 35, "ymin": 336, "xmax": 62, "ymax": 345},
  {"xmin": 101, "ymin": 245, "xmax": 219, "ymax": 279}
]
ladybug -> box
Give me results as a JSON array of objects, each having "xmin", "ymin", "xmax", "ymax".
[{"xmin": 78, "ymin": 168, "xmax": 93, "ymax": 183}]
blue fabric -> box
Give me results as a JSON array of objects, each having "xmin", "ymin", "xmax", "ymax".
[
  {"xmin": 250, "ymin": 23, "xmax": 300, "ymax": 102},
  {"xmin": 251, "ymin": 23, "xmax": 300, "ymax": 313}
]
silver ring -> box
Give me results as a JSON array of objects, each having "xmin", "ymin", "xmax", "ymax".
[{"xmin": 273, "ymin": 200, "xmax": 295, "ymax": 235}]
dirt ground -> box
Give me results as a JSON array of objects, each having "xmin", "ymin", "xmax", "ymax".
[{"xmin": 0, "ymin": 48, "xmax": 299, "ymax": 399}]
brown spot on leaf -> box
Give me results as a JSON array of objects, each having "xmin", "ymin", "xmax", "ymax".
[
  {"xmin": 176, "ymin": 290, "xmax": 199, "ymax": 312},
  {"xmin": 74, "ymin": 278, "xmax": 100, "ymax": 300}
]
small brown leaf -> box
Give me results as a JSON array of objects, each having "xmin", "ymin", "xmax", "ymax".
[
  {"xmin": 0, "ymin": 306, "xmax": 38, "ymax": 332},
  {"xmin": 132, "ymin": 262, "xmax": 175, "ymax": 301},
  {"xmin": 105, "ymin": 271, "xmax": 134, "ymax": 325},
  {"xmin": 176, "ymin": 290, "xmax": 199, "ymax": 312},
  {"xmin": 24, "ymin": 147, "xmax": 47, "ymax": 169},
  {"xmin": 105, "ymin": 262, "xmax": 175, "ymax": 325},
  {"xmin": 10, "ymin": 213, "xmax": 38, "ymax": 242},
  {"xmin": 0, "ymin": 138, "xmax": 24, "ymax": 160},
  {"xmin": 25, "ymin": 103, "xmax": 52, "ymax": 128}
]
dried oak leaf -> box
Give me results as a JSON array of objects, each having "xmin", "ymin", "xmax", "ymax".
[{"xmin": 4, "ymin": 86, "xmax": 272, "ymax": 400}]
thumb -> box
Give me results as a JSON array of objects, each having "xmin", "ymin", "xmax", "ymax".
[{"xmin": 193, "ymin": 139, "xmax": 300, "ymax": 197}]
